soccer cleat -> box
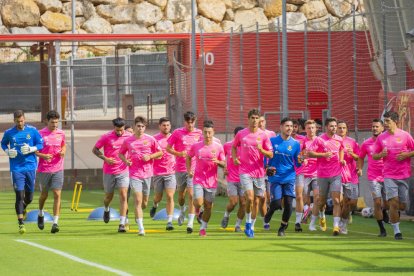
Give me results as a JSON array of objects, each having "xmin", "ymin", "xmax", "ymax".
[
  {"xmin": 37, "ymin": 215, "xmax": 44, "ymax": 230},
  {"xmin": 295, "ymin": 223, "xmax": 303, "ymax": 232},
  {"xmin": 166, "ymin": 222, "xmax": 174, "ymax": 231},
  {"xmin": 378, "ymin": 230, "xmax": 387, "ymax": 237},
  {"xmin": 333, "ymin": 226, "xmax": 340, "ymax": 236},
  {"xmin": 149, "ymin": 206, "xmax": 157, "ymax": 218},
  {"xmin": 199, "ymin": 229, "xmax": 206, "ymax": 237},
  {"xmin": 383, "ymin": 209, "xmax": 390, "ymax": 224},
  {"xmin": 51, "ymin": 223, "xmax": 60, "ymax": 234},
  {"xmin": 186, "ymin": 227, "xmax": 193, "ymax": 234},
  {"xmin": 235, "ymin": 225, "xmax": 242, "ymax": 232},
  {"xmin": 394, "ymin": 233, "xmax": 403, "ymax": 240},
  {"xmin": 244, "ymin": 223, "xmax": 254, "ymax": 238},
  {"xmin": 118, "ymin": 224, "xmax": 126, "ymax": 233},
  {"xmin": 319, "ymin": 217, "xmax": 327, "ymax": 232},
  {"xmin": 138, "ymin": 229, "xmax": 145, "ymax": 236},
  {"xmin": 197, "ymin": 211, "xmax": 204, "ymax": 224},
  {"xmin": 264, "ymin": 223, "xmax": 270, "ymax": 231},
  {"xmin": 177, "ymin": 212, "xmax": 185, "ymax": 226},
  {"xmin": 348, "ymin": 213, "xmax": 353, "ymax": 225},
  {"xmin": 278, "ymin": 224, "xmax": 288, "ymax": 236},
  {"xmin": 309, "ymin": 224, "xmax": 317, "ymax": 231},
  {"xmin": 301, "ymin": 208, "xmax": 311, "ymax": 224},
  {"xmin": 18, "ymin": 224, "xmax": 26, "ymax": 235},
  {"xmin": 221, "ymin": 216, "xmax": 229, "ymax": 228},
  {"xmin": 339, "ymin": 223, "xmax": 348, "ymax": 235},
  {"xmin": 103, "ymin": 210, "xmax": 110, "ymax": 223}
]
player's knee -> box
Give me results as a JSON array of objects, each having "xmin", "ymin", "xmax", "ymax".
[
  {"xmin": 270, "ymin": 199, "xmax": 282, "ymax": 211},
  {"xmin": 24, "ymin": 191, "xmax": 33, "ymax": 205}
]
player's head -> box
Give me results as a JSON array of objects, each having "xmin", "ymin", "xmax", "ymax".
[
  {"xmin": 280, "ymin": 117, "xmax": 293, "ymax": 137},
  {"xmin": 383, "ymin": 111, "xmax": 398, "ymax": 131},
  {"xmin": 258, "ymin": 116, "xmax": 266, "ymax": 130},
  {"xmin": 234, "ymin": 126, "xmax": 244, "ymax": 137},
  {"xmin": 184, "ymin": 111, "xmax": 197, "ymax": 131},
  {"xmin": 46, "ymin": 110, "xmax": 60, "ymax": 131},
  {"xmin": 134, "ymin": 116, "xmax": 147, "ymax": 135},
  {"xmin": 203, "ymin": 120, "xmax": 215, "ymax": 143},
  {"xmin": 298, "ymin": 118, "xmax": 306, "ymax": 132},
  {"xmin": 371, "ymin": 118, "xmax": 384, "ymax": 137},
  {"xmin": 124, "ymin": 125, "xmax": 133, "ymax": 134},
  {"xmin": 159, "ymin": 117, "xmax": 171, "ymax": 135},
  {"xmin": 292, "ymin": 119, "xmax": 299, "ymax": 135},
  {"xmin": 305, "ymin": 119, "xmax": 317, "ymax": 137},
  {"xmin": 324, "ymin": 117, "xmax": 338, "ymax": 135},
  {"xmin": 247, "ymin": 109, "xmax": 260, "ymax": 129},
  {"xmin": 13, "ymin": 110, "xmax": 25, "ymax": 130},
  {"xmin": 337, "ymin": 120, "xmax": 348, "ymax": 138},
  {"xmin": 315, "ymin": 118, "xmax": 322, "ymax": 133},
  {"xmin": 112, "ymin": 117, "xmax": 126, "ymax": 137}
]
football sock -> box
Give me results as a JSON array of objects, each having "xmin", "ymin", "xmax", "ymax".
[
  {"xmin": 319, "ymin": 211, "xmax": 325, "ymax": 218},
  {"xmin": 377, "ymin": 220, "xmax": 385, "ymax": 232},
  {"xmin": 53, "ymin": 216, "xmax": 59, "ymax": 224},
  {"xmin": 136, "ymin": 218, "xmax": 144, "ymax": 230},
  {"xmin": 188, "ymin": 214, "xmax": 195, "ymax": 227},
  {"xmin": 167, "ymin": 215, "xmax": 173, "ymax": 223},
  {"xmin": 104, "ymin": 206, "xmax": 110, "ymax": 212},
  {"xmin": 333, "ymin": 217, "xmax": 341, "ymax": 227},
  {"xmin": 295, "ymin": 212, "xmax": 303, "ymax": 224},
  {"xmin": 120, "ymin": 216, "xmax": 126, "ymax": 225},
  {"xmin": 224, "ymin": 210, "xmax": 229, "ymax": 218},
  {"xmin": 392, "ymin": 222, "xmax": 401, "ymax": 234},
  {"xmin": 246, "ymin": 212, "xmax": 252, "ymax": 223}
]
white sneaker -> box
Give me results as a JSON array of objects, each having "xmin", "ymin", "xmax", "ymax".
[
  {"xmin": 309, "ymin": 224, "xmax": 317, "ymax": 231},
  {"xmin": 177, "ymin": 212, "xmax": 185, "ymax": 226},
  {"xmin": 339, "ymin": 222, "xmax": 348, "ymax": 235},
  {"xmin": 138, "ymin": 229, "xmax": 145, "ymax": 236}
]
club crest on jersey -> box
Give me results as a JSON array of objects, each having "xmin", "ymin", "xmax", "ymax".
[
  {"xmin": 287, "ymin": 145, "xmax": 292, "ymax": 151},
  {"xmin": 26, "ymin": 134, "xmax": 31, "ymax": 139},
  {"xmin": 396, "ymin": 137, "xmax": 402, "ymax": 143}
]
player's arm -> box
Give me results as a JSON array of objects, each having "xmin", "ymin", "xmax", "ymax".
[
  {"xmin": 35, "ymin": 151, "xmax": 52, "ymax": 161},
  {"xmin": 307, "ymin": 150, "xmax": 331, "ymax": 158},
  {"xmin": 145, "ymin": 150, "xmax": 163, "ymax": 161},
  {"xmin": 213, "ymin": 149, "xmax": 226, "ymax": 168},
  {"xmin": 293, "ymin": 144, "xmax": 302, "ymax": 168},
  {"xmin": 186, "ymin": 155, "xmax": 193, "ymax": 177},
  {"xmin": 231, "ymin": 145, "xmax": 241, "ymax": 165},
  {"xmin": 166, "ymin": 144, "xmax": 186, "ymax": 157},
  {"xmin": 259, "ymin": 138, "xmax": 273, "ymax": 159},
  {"xmin": 118, "ymin": 152, "xmax": 131, "ymax": 166},
  {"xmin": 1, "ymin": 133, "xmax": 17, "ymax": 158},
  {"xmin": 92, "ymin": 146, "xmax": 115, "ymax": 165},
  {"xmin": 22, "ymin": 130, "xmax": 43, "ymax": 155}
]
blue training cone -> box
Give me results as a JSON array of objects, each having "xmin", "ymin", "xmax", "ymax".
[
  {"xmin": 24, "ymin": 210, "xmax": 53, "ymax": 223},
  {"xmin": 153, "ymin": 208, "xmax": 182, "ymax": 221},
  {"xmin": 87, "ymin": 207, "xmax": 120, "ymax": 221}
]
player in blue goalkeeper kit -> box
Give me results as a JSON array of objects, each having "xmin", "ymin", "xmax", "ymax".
[
  {"xmin": 1, "ymin": 110, "xmax": 43, "ymax": 234},
  {"xmin": 264, "ymin": 117, "xmax": 302, "ymax": 237}
]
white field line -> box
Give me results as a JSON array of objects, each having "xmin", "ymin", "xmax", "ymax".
[{"xmin": 15, "ymin": 239, "xmax": 132, "ymax": 276}]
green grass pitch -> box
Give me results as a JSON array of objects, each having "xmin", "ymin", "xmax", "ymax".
[{"xmin": 0, "ymin": 190, "xmax": 413, "ymax": 275}]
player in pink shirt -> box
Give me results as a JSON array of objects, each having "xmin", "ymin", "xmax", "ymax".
[
  {"xmin": 187, "ymin": 120, "xmax": 225, "ymax": 236},
  {"xmin": 358, "ymin": 118, "xmax": 389, "ymax": 237},
  {"xmin": 149, "ymin": 117, "xmax": 177, "ymax": 231},
  {"xmin": 220, "ymin": 126, "xmax": 245, "ymax": 232},
  {"xmin": 308, "ymin": 117, "xmax": 345, "ymax": 236},
  {"xmin": 232, "ymin": 109, "xmax": 273, "ymax": 238},
  {"xmin": 373, "ymin": 111, "xmax": 414, "ymax": 240},
  {"xmin": 35, "ymin": 110, "xmax": 66, "ymax": 233},
  {"xmin": 93, "ymin": 117, "xmax": 132, "ymax": 232},
  {"xmin": 166, "ymin": 111, "xmax": 202, "ymax": 234},
  {"xmin": 337, "ymin": 121, "xmax": 360, "ymax": 235},
  {"xmin": 119, "ymin": 116, "xmax": 162, "ymax": 236}
]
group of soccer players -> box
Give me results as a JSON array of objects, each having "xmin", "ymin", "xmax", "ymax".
[{"xmin": 2, "ymin": 108, "xmax": 413, "ymax": 240}]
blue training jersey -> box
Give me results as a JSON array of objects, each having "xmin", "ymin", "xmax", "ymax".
[
  {"xmin": 267, "ymin": 135, "xmax": 301, "ymax": 183},
  {"xmin": 1, "ymin": 124, "xmax": 44, "ymax": 172}
]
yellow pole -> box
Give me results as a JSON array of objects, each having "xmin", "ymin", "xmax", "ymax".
[
  {"xmin": 75, "ymin": 182, "xmax": 82, "ymax": 211},
  {"xmin": 71, "ymin": 182, "xmax": 78, "ymax": 211}
]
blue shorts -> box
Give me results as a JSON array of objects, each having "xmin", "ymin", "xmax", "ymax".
[
  {"xmin": 269, "ymin": 179, "xmax": 296, "ymax": 201},
  {"xmin": 12, "ymin": 170, "xmax": 36, "ymax": 192}
]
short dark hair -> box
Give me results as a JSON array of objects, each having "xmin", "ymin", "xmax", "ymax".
[
  {"xmin": 203, "ymin": 120, "xmax": 214, "ymax": 128},
  {"xmin": 383, "ymin": 111, "xmax": 399, "ymax": 123},
  {"xmin": 112, "ymin": 117, "xmax": 125, "ymax": 128},
  {"xmin": 281, "ymin": 117, "xmax": 293, "ymax": 125},
  {"xmin": 325, "ymin": 117, "xmax": 337, "ymax": 126},
  {"xmin": 315, "ymin": 118, "xmax": 322, "ymax": 126},
  {"xmin": 184, "ymin": 111, "xmax": 196, "ymax": 121},
  {"xmin": 247, "ymin": 108, "xmax": 260, "ymax": 118},
  {"xmin": 372, "ymin": 118, "xmax": 384, "ymax": 125},
  {"xmin": 134, "ymin": 116, "xmax": 147, "ymax": 126},
  {"xmin": 292, "ymin": 119, "xmax": 299, "ymax": 126},
  {"xmin": 13, "ymin": 110, "xmax": 24, "ymax": 119},
  {"xmin": 125, "ymin": 125, "xmax": 132, "ymax": 130},
  {"xmin": 337, "ymin": 120, "xmax": 347, "ymax": 127},
  {"xmin": 159, "ymin": 117, "xmax": 170, "ymax": 125},
  {"xmin": 46, "ymin": 110, "xmax": 60, "ymax": 121},
  {"xmin": 298, "ymin": 118, "xmax": 306, "ymax": 129},
  {"xmin": 234, "ymin": 126, "xmax": 244, "ymax": 135}
]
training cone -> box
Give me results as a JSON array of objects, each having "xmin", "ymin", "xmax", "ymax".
[
  {"xmin": 87, "ymin": 207, "xmax": 120, "ymax": 221},
  {"xmin": 153, "ymin": 208, "xmax": 182, "ymax": 221},
  {"xmin": 24, "ymin": 210, "xmax": 53, "ymax": 223}
]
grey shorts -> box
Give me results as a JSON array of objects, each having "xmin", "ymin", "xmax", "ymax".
[
  {"xmin": 193, "ymin": 184, "xmax": 216, "ymax": 203},
  {"xmin": 227, "ymin": 182, "xmax": 243, "ymax": 197},
  {"xmin": 240, "ymin": 174, "xmax": 266, "ymax": 197},
  {"xmin": 318, "ymin": 175, "xmax": 342, "ymax": 197},
  {"xmin": 103, "ymin": 172, "xmax": 129, "ymax": 193},
  {"xmin": 369, "ymin": 180, "xmax": 386, "ymax": 200},
  {"xmin": 342, "ymin": 183, "xmax": 359, "ymax": 200},
  {"xmin": 302, "ymin": 177, "xmax": 318, "ymax": 195},
  {"xmin": 175, "ymin": 172, "xmax": 193, "ymax": 193},
  {"xmin": 384, "ymin": 178, "xmax": 409, "ymax": 204},
  {"xmin": 37, "ymin": 171, "xmax": 64, "ymax": 191},
  {"xmin": 265, "ymin": 178, "xmax": 270, "ymax": 194},
  {"xmin": 153, "ymin": 174, "xmax": 177, "ymax": 194},
  {"xmin": 130, "ymin": 177, "xmax": 151, "ymax": 197}
]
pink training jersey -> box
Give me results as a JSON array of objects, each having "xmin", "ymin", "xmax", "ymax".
[
  {"xmin": 300, "ymin": 136, "xmax": 318, "ymax": 178},
  {"xmin": 233, "ymin": 128, "xmax": 272, "ymax": 178},
  {"xmin": 359, "ymin": 137, "xmax": 384, "ymax": 182},
  {"xmin": 119, "ymin": 134, "xmax": 161, "ymax": 179},
  {"xmin": 153, "ymin": 132, "xmax": 176, "ymax": 176},
  {"xmin": 37, "ymin": 127, "xmax": 65, "ymax": 173},
  {"xmin": 341, "ymin": 136, "xmax": 359, "ymax": 184},
  {"xmin": 264, "ymin": 129, "xmax": 276, "ymax": 138},
  {"xmin": 312, "ymin": 133, "xmax": 344, "ymax": 178},
  {"xmin": 167, "ymin": 127, "xmax": 202, "ymax": 173},
  {"xmin": 95, "ymin": 130, "xmax": 132, "ymax": 175},
  {"xmin": 373, "ymin": 129, "xmax": 414, "ymax": 179},
  {"xmin": 188, "ymin": 141, "xmax": 225, "ymax": 189},
  {"xmin": 224, "ymin": 140, "xmax": 240, "ymax": 183}
]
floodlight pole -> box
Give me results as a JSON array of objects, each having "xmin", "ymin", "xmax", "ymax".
[
  {"xmin": 282, "ymin": 0, "xmax": 288, "ymax": 117},
  {"xmin": 191, "ymin": 0, "xmax": 197, "ymax": 115}
]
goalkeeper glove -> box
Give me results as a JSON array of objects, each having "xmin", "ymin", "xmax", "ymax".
[
  {"xmin": 21, "ymin": 143, "xmax": 37, "ymax": 155},
  {"xmin": 5, "ymin": 148, "xmax": 17, "ymax": 158}
]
